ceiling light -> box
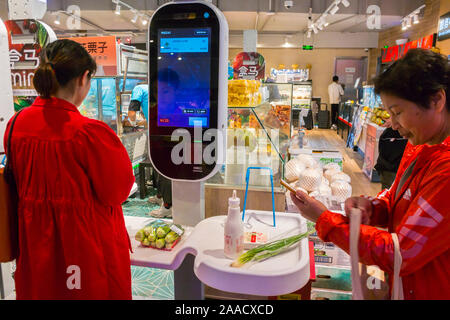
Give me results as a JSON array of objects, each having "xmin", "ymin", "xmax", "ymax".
[
  {"xmin": 413, "ymin": 14, "xmax": 419, "ymax": 24},
  {"xmin": 54, "ymin": 14, "xmax": 60, "ymax": 25},
  {"xmin": 401, "ymin": 19, "xmax": 407, "ymax": 30},
  {"xmin": 317, "ymin": 22, "xmax": 324, "ymax": 30},
  {"xmin": 330, "ymin": 5, "xmax": 339, "ymax": 15},
  {"xmin": 115, "ymin": 4, "xmax": 121, "ymax": 15},
  {"xmin": 142, "ymin": 17, "xmax": 148, "ymax": 26},
  {"xmin": 324, "ymin": 20, "xmax": 329, "ymax": 27},
  {"xmin": 341, "ymin": 0, "xmax": 350, "ymax": 8},
  {"xmin": 406, "ymin": 17, "xmax": 411, "ymax": 28},
  {"xmin": 131, "ymin": 11, "xmax": 138, "ymax": 23},
  {"xmin": 312, "ymin": 25, "xmax": 318, "ymax": 34},
  {"xmin": 307, "ymin": 30, "xmax": 312, "ymax": 38}
]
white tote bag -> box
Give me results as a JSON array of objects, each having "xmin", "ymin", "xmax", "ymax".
[{"xmin": 350, "ymin": 208, "xmax": 404, "ymax": 300}]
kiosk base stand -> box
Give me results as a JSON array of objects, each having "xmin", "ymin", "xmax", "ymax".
[{"xmin": 172, "ymin": 180, "xmax": 205, "ymax": 300}]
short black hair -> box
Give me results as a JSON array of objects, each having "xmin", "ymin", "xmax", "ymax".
[
  {"xmin": 333, "ymin": 75, "xmax": 339, "ymax": 82},
  {"xmin": 374, "ymin": 48, "xmax": 449, "ymax": 111}
]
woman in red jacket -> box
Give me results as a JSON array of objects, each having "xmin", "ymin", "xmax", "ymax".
[
  {"xmin": 4, "ymin": 40, "xmax": 135, "ymax": 299},
  {"xmin": 291, "ymin": 48, "xmax": 449, "ymax": 300}
]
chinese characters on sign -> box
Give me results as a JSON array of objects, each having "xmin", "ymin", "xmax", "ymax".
[
  {"xmin": 232, "ymin": 52, "xmax": 265, "ymax": 80},
  {"xmin": 68, "ymin": 36, "xmax": 118, "ymax": 76},
  {"xmin": 381, "ymin": 34, "xmax": 436, "ymax": 63}
]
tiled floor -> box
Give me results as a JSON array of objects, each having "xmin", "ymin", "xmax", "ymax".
[{"xmin": 122, "ymin": 192, "xmax": 175, "ymax": 300}]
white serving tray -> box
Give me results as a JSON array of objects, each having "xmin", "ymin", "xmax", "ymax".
[{"xmin": 125, "ymin": 211, "xmax": 310, "ymax": 296}]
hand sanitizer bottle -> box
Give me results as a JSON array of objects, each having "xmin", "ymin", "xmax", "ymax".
[{"xmin": 224, "ymin": 190, "xmax": 244, "ymax": 259}]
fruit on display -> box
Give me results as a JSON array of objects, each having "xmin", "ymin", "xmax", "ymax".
[
  {"xmin": 297, "ymin": 168, "xmax": 323, "ymax": 192},
  {"xmin": 331, "ymin": 172, "xmax": 351, "ymax": 184},
  {"xmin": 228, "ymin": 80, "xmax": 262, "ymax": 107},
  {"xmin": 296, "ymin": 154, "xmax": 318, "ymax": 169},
  {"xmin": 330, "ymin": 180, "xmax": 352, "ymax": 202},
  {"xmin": 285, "ymin": 158, "xmax": 306, "ymax": 182},
  {"xmin": 264, "ymin": 104, "xmax": 291, "ymax": 132},
  {"xmin": 324, "ymin": 168, "xmax": 342, "ymax": 183},
  {"xmin": 134, "ymin": 220, "xmax": 184, "ymax": 251},
  {"xmin": 323, "ymin": 162, "xmax": 341, "ymax": 172},
  {"xmin": 370, "ymin": 108, "xmax": 391, "ymax": 126},
  {"xmin": 226, "ymin": 128, "xmax": 258, "ymax": 152},
  {"xmin": 228, "ymin": 112, "xmax": 243, "ymax": 128}
]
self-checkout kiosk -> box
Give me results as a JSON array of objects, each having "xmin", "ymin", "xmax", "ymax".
[{"xmin": 148, "ymin": 0, "xmax": 228, "ymax": 299}]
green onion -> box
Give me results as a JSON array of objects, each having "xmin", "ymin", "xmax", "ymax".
[{"xmin": 231, "ymin": 230, "xmax": 313, "ymax": 268}]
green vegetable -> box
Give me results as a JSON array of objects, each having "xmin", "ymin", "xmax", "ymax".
[
  {"xmin": 165, "ymin": 231, "xmax": 179, "ymax": 244},
  {"xmin": 144, "ymin": 226, "xmax": 157, "ymax": 242},
  {"xmin": 155, "ymin": 238, "xmax": 166, "ymax": 249},
  {"xmin": 150, "ymin": 241, "xmax": 157, "ymax": 248},
  {"xmin": 165, "ymin": 242, "xmax": 176, "ymax": 250},
  {"xmin": 141, "ymin": 237, "xmax": 151, "ymax": 247},
  {"xmin": 231, "ymin": 230, "xmax": 313, "ymax": 268},
  {"xmin": 156, "ymin": 226, "xmax": 171, "ymax": 238},
  {"xmin": 135, "ymin": 229, "xmax": 146, "ymax": 242}
]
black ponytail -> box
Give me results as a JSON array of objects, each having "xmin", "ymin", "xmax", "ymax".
[{"xmin": 33, "ymin": 39, "xmax": 97, "ymax": 99}]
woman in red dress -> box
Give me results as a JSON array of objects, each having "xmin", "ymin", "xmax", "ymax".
[{"xmin": 4, "ymin": 39, "xmax": 135, "ymax": 299}]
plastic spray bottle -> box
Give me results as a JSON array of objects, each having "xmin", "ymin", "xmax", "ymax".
[{"xmin": 224, "ymin": 190, "xmax": 244, "ymax": 259}]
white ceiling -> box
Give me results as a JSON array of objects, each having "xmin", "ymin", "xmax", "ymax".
[{"xmin": 0, "ymin": 0, "xmax": 421, "ymax": 48}]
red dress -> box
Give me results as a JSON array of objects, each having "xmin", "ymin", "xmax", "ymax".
[
  {"xmin": 4, "ymin": 97, "xmax": 135, "ymax": 299},
  {"xmin": 316, "ymin": 136, "xmax": 450, "ymax": 299}
]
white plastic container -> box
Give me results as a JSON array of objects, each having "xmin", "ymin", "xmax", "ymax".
[{"xmin": 224, "ymin": 190, "xmax": 244, "ymax": 259}]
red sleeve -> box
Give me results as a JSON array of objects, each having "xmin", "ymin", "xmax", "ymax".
[
  {"xmin": 368, "ymin": 187, "xmax": 392, "ymax": 228},
  {"xmin": 74, "ymin": 120, "xmax": 135, "ymax": 206},
  {"xmin": 316, "ymin": 158, "xmax": 450, "ymax": 276}
]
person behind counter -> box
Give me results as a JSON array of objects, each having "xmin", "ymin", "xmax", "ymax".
[
  {"xmin": 127, "ymin": 81, "xmax": 149, "ymax": 127},
  {"xmin": 328, "ymin": 75, "xmax": 344, "ymax": 130},
  {"xmin": 289, "ymin": 48, "xmax": 450, "ymax": 300},
  {"xmin": 3, "ymin": 39, "xmax": 135, "ymax": 299}
]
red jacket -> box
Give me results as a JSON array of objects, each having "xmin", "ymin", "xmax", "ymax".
[
  {"xmin": 4, "ymin": 97, "xmax": 135, "ymax": 299},
  {"xmin": 316, "ymin": 136, "xmax": 450, "ymax": 300}
]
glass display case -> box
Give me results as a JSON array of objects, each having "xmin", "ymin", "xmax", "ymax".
[
  {"xmin": 206, "ymin": 82, "xmax": 293, "ymax": 190},
  {"xmin": 292, "ymin": 81, "xmax": 313, "ymax": 109}
]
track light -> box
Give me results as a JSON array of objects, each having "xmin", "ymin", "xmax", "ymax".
[
  {"xmin": 54, "ymin": 14, "xmax": 60, "ymax": 25},
  {"xmin": 413, "ymin": 14, "xmax": 419, "ymax": 24},
  {"xmin": 131, "ymin": 10, "xmax": 138, "ymax": 23},
  {"xmin": 402, "ymin": 20, "xmax": 407, "ymax": 30},
  {"xmin": 330, "ymin": 5, "xmax": 339, "ymax": 15},
  {"xmin": 142, "ymin": 17, "xmax": 148, "ymax": 26},
  {"xmin": 115, "ymin": 4, "xmax": 121, "ymax": 15},
  {"xmin": 312, "ymin": 25, "xmax": 318, "ymax": 34},
  {"xmin": 406, "ymin": 17, "xmax": 411, "ymax": 28},
  {"xmin": 341, "ymin": 0, "xmax": 350, "ymax": 8},
  {"xmin": 307, "ymin": 30, "xmax": 311, "ymax": 38}
]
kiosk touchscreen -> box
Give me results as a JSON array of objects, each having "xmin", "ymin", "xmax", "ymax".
[{"xmin": 148, "ymin": 1, "xmax": 228, "ymax": 181}]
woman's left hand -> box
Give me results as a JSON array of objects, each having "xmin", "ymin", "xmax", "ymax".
[{"xmin": 290, "ymin": 189, "xmax": 328, "ymax": 223}]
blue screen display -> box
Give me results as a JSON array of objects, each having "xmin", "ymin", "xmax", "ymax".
[{"xmin": 157, "ymin": 28, "xmax": 211, "ymax": 128}]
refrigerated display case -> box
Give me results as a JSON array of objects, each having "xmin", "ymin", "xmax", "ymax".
[{"xmin": 292, "ymin": 81, "xmax": 313, "ymax": 109}]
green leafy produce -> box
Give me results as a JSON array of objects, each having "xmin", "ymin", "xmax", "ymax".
[
  {"xmin": 156, "ymin": 225, "xmax": 171, "ymax": 238},
  {"xmin": 165, "ymin": 231, "xmax": 179, "ymax": 244},
  {"xmin": 231, "ymin": 230, "xmax": 313, "ymax": 268},
  {"xmin": 155, "ymin": 238, "xmax": 166, "ymax": 249},
  {"xmin": 135, "ymin": 229, "xmax": 145, "ymax": 242},
  {"xmin": 150, "ymin": 241, "xmax": 157, "ymax": 248}
]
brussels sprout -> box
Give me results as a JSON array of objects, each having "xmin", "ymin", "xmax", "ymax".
[
  {"xmin": 135, "ymin": 229, "xmax": 146, "ymax": 242},
  {"xmin": 156, "ymin": 226, "xmax": 171, "ymax": 238},
  {"xmin": 155, "ymin": 238, "xmax": 166, "ymax": 249},
  {"xmin": 165, "ymin": 231, "xmax": 179, "ymax": 244},
  {"xmin": 141, "ymin": 238, "xmax": 151, "ymax": 247},
  {"xmin": 143, "ymin": 226, "xmax": 155, "ymax": 237},
  {"xmin": 150, "ymin": 241, "xmax": 157, "ymax": 248}
]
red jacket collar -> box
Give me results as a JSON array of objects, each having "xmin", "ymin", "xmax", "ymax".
[{"xmin": 32, "ymin": 97, "xmax": 80, "ymax": 113}]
